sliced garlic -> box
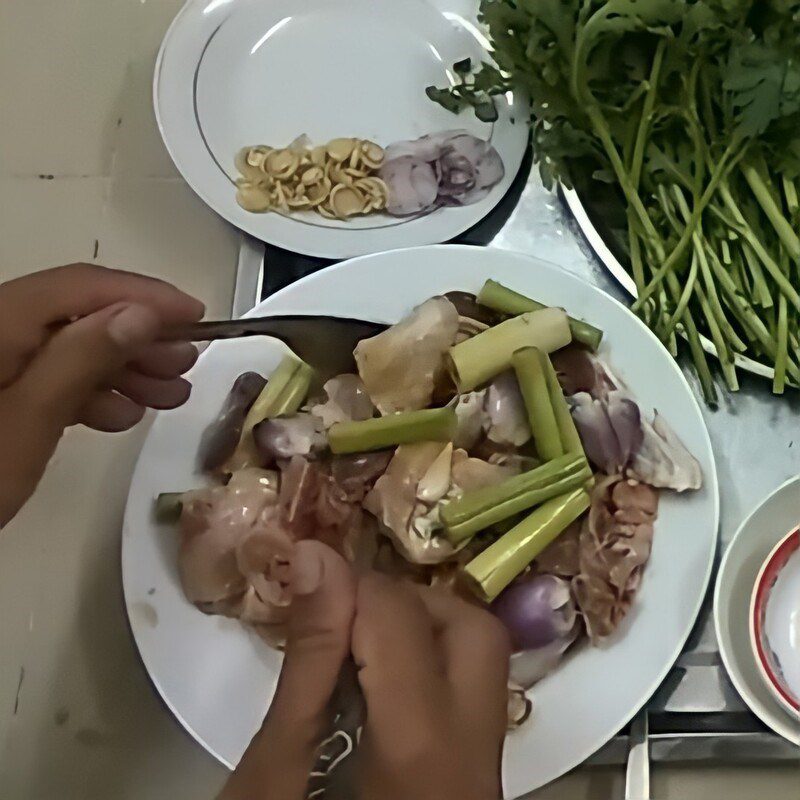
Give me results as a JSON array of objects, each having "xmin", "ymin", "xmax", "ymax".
[
  {"xmin": 310, "ymin": 145, "xmax": 327, "ymax": 166},
  {"xmin": 246, "ymin": 146, "xmax": 270, "ymax": 168},
  {"xmin": 326, "ymin": 137, "xmax": 356, "ymax": 162},
  {"xmin": 326, "ymin": 161, "xmax": 353, "ymax": 186},
  {"xmin": 360, "ymin": 140, "xmax": 385, "ymax": 168},
  {"xmin": 265, "ymin": 149, "xmax": 299, "ymax": 179},
  {"xmin": 330, "ymin": 184, "xmax": 366, "ymax": 219},
  {"xmin": 301, "ymin": 166, "xmax": 324, "ymax": 185},
  {"xmin": 236, "ymin": 136, "xmax": 388, "ymax": 221},
  {"xmin": 417, "ymin": 443, "xmax": 453, "ymax": 503},
  {"xmin": 306, "ymin": 177, "xmax": 332, "ymax": 206},
  {"xmin": 236, "ymin": 184, "xmax": 271, "ymax": 213}
]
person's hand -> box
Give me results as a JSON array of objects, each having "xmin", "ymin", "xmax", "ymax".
[
  {"xmin": 220, "ymin": 540, "xmax": 357, "ymax": 800},
  {"xmin": 0, "ymin": 263, "xmax": 204, "ymax": 525},
  {"xmin": 352, "ymin": 576, "xmax": 510, "ymax": 800},
  {"xmin": 222, "ymin": 551, "xmax": 510, "ymax": 800}
]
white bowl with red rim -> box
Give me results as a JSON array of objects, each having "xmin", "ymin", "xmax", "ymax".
[{"xmin": 749, "ymin": 526, "xmax": 800, "ymax": 720}]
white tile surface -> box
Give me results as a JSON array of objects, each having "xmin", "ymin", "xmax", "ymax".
[{"xmin": 0, "ymin": 1, "xmax": 798, "ymax": 798}]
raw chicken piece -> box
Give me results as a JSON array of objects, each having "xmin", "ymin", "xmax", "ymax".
[
  {"xmin": 354, "ymin": 297, "xmax": 459, "ymax": 414},
  {"xmin": 364, "ymin": 444, "xmax": 515, "ymax": 565},
  {"xmin": 485, "ymin": 371, "xmax": 531, "ymax": 447},
  {"xmin": 177, "ymin": 468, "xmax": 281, "ymax": 604},
  {"xmin": 253, "ymin": 413, "xmax": 326, "ymax": 463},
  {"xmin": 571, "ymin": 475, "xmax": 659, "ymax": 642},
  {"xmin": 310, "ymin": 374, "xmax": 375, "ymax": 429},
  {"xmin": 450, "ymin": 448, "xmax": 518, "ymax": 492},
  {"xmin": 629, "ymin": 413, "xmax": 703, "ymax": 491},
  {"xmin": 534, "ymin": 519, "xmax": 582, "ymax": 578},
  {"xmin": 452, "ymin": 390, "xmax": 487, "ymax": 450},
  {"xmin": 364, "ymin": 442, "xmax": 454, "ymax": 564},
  {"xmin": 552, "ymin": 345, "xmax": 614, "ymax": 398}
]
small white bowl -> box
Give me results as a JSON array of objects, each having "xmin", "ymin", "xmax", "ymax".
[{"xmin": 749, "ymin": 526, "xmax": 800, "ymax": 721}]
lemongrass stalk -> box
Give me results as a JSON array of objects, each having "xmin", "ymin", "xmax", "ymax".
[
  {"xmin": 463, "ymin": 488, "xmax": 590, "ymax": 602},
  {"xmin": 540, "ymin": 351, "xmax": 584, "ymax": 455},
  {"xmin": 226, "ymin": 356, "xmax": 314, "ymax": 471},
  {"xmin": 448, "ymin": 308, "xmax": 571, "ymax": 392},
  {"xmin": 242, "ymin": 356, "xmax": 307, "ymax": 436},
  {"xmin": 273, "ymin": 362, "xmax": 313, "ymax": 417},
  {"xmin": 442, "ymin": 453, "xmax": 590, "ymax": 543},
  {"xmin": 328, "ymin": 407, "xmax": 456, "ymax": 454},
  {"xmin": 477, "ymin": 280, "xmax": 603, "ymax": 351},
  {"xmin": 512, "ymin": 348, "xmax": 564, "ymax": 462}
]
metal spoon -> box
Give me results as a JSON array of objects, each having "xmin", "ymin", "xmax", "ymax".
[{"xmin": 172, "ymin": 315, "xmax": 387, "ymax": 381}]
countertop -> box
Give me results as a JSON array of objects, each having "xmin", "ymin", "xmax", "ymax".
[{"xmin": 0, "ymin": 1, "xmax": 798, "ymax": 798}]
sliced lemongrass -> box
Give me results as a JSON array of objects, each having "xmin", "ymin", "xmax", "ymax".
[
  {"xmin": 477, "ymin": 279, "xmax": 603, "ymax": 351},
  {"xmin": 442, "ymin": 453, "xmax": 590, "ymax": 543},
  {"xmin": 513, "ymin": 347, "xmax": 563, "ymax": 462},
  {"xmin": 328, "ymin": 407, "xmax": 456, "ymax": 454},
  {"xmin": 449, "ymin": 307, "xmax": 571, "ymax": 393},
  {"xmin": 463, "ymin": 488, "xmax": 590, "ymax": 602}
]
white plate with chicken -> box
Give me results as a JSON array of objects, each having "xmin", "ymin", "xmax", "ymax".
[{"xmin": 121, "ymin": 245, "xmax": 718, "ymax": 796}]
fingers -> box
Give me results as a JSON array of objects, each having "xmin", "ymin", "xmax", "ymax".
[
  {"xmin": 0, "ymin": 264, "xmax": 203, "ymax": 386},
  {"xmin": 352, "ymin": 575, "xmax": 449, "ymax": 763},
  {"xmin": 353, "ymin": 574, "xmax": 446, "ymax": 691},
  {"xmin": 0, "ymin": 304, "xmax": 160, "ymax": 525},
  {"xmin": 415, "ymin": 587, "xmax": 511, "ymax": 750},
  {"xmin": 130, "ymin": 341, "xmax": 198, "ymax": 379},
  {"xmin": 0, "ymin": 263, "xmax": 205, "ymax": 327},
  {"xmin": 269, "ymin": 541, "xmax": 356, "ymax": 734},
  {"xmin": 221, "ymin": 543, "xmax": 355, "ymax": 800},
  {"xmin": 78, "ymin": 391, "xmax": 146, "ymax": 432},
  {"xmin": 113, "ymin": 372, "xmax": 191, "ymax": 410},
  {"xmin": 14, "ymin": 303, "xmax": 160, "ymax": 425}
]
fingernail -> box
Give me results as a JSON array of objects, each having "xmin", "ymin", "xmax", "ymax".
[
  {"xmin": 107, "ymin": 304, "xmax": 159, "ymax": 347},
  {"xmin": 292, "ymin": 545, "xmax": 324, "ymax": 595}
]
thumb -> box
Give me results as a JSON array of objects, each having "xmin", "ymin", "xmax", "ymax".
[{"xmin": 270, "ymin": 540, "xmax": 356, "ymax": 732}]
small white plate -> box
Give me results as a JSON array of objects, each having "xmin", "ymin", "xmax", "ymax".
[
  {"xmin": 122, "ymin": 245, "xmax": 718, "ymax": 796},
  {"xmin": 154, "ymin": 0, "xmax": 529, "ymax": 258},
  {"xmin": 715, "ymin": 476, "xmax": 800, "ymax": 745}
]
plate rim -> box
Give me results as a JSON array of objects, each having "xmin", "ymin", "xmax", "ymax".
[
  {"xmin": 122, "ymin": 243, "xmax": 720, "ymax": 793},
  {"xmin": 713, "ymin": 473, "xmax": 800, "ymax": 745},
  {"xmin": 152, "ymin": 0, "xmax": 530, "ymax": 259}
]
